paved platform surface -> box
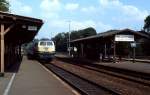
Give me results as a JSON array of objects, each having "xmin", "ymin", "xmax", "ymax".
[
  {"xmin": 0, "ymin": 73, "xmax": 13, "ymax": 95},
  {"xmin": 55, "ymin": 53, "xmax": 150, "ymax": 74},
  {"xmin": 95, "ymin": 61, "xmax": 150, "ymax": 74},
  {"xmin": 1, "ymin": 56, "xmax": 77, "ymax": 95}
]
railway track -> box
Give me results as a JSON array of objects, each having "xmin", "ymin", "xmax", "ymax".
[
  {"xmin": 56, "ymin": 57, "xmax": 150, "ymax": 86},
  {"xmin": 42, "ymin": 58, "xmax": 150, "ymax": 95},
  {"xmin": 45, "ymin": 63, "xmax": 118, "ymax": 95}
]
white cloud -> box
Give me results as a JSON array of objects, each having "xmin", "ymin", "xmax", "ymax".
[
  {"xmin": 73, "ymin": 20, "xmax": 112, "ymax": 32},
  {"xmin": 47, "ymin": 19, "xmax": 112, "ymax": 33},
  {"xmin": 40, "ymin": 0, "xmax": 60, "ymax": 12},
  {"xmin": 65, "ymin": 3, "xmax": 79, "ymax": 11},
  {"xmin": 8, "ymin": 0, "xmax": 32, "ymax": 15},
  {"xmin": 122, "ymin": 5, "xmax": 148, "ymax": 21},
  {"xmin": 50, "ymin": 20, "xmax": 97, "ymax": 31},
  {"xmin": 81, "ymin": 6, "xmax": 97, "ymax": 13},
  {"xmin": 100, "ymin": 0, "xmax": 121, "ymax": 7},
  {"xmin": 20, "ymin": 6, "xmax": 32, "ymax": 14},
  {"xmin": 99, "ymin": 0, "xmax": 149, "ymax": 21},
  {"xmin": 40, "ymin": 0, "xmax": 61, "ymax": 19}
]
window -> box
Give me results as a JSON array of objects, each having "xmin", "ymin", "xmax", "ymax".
[
  {"xmin": 47, "ymin": 42, "xmax": 53, "ymax": 46},
  {"xmin": 40, "ymin": 41, "xmax": 46, "ymax": 46}
]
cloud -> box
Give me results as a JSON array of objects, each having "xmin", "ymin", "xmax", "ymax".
[
  {"xmin": 65, "ymin": 3, "xmax": 79, "ymax": 11},
  {"xmin": 99, "ymin": 0, "xmax": 149, "ymax": 22},
  {"xmin": 100, "ymin": 0, "xmax": 121, "ymax": 7},
  {"xmin": 122, "ymin": 5, "xmax": 148, "ymax": 21},
  {"xmin": 49, "ymin": 20, "xmax": 96, "ymax": 31},
  {"xmin": 8, "ymin": 0, "xmax": 32, "ymax": 15},
  {"xmin": 47, "ymin": 19, "xmax": 112, "ymax": 33},
  {"xmin": 40, "ymin": 0, "xmax": 61, "ymax": 19},
  {"xmin": 81, "ymin": 6, "xmax": 97, "ymax": 13},
  {"xmin": 96, "ymin": 22, "xmax": 113, "ymax": 32},
  {"xmin": 20, "ymin": 6, "xmax": 32, "ymax": 14},
  {"xmin": 40, "ymin": 0, "xmax": 60, "ymax": 12}
]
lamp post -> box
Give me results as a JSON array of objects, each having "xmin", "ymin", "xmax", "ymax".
[{"xmin": 68, "ymin": 20, "xmax": 71, "ymax": 56}]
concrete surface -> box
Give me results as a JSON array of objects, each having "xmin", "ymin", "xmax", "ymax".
[
  {"xmin": 0, "ymin": 73, "xmax": 13, "ymax": 95},
  {"xmin": 55, "ymin": 52, "xmax": 150, "ymax": 74},
  {"xmin": 7, "ymin": 56, "xmax": 76, "ymax": 95},
  {"xmin": 96, "ymin": 61, "xmax": 150, "ymax": 74}
]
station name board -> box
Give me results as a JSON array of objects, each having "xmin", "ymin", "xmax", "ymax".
[
  {"xmin": 115, "ymin": 35, "xmax": 134, "ymax": 42},
  {"xmin": 28, "ymin": 26, "xmax": 37, "ymax": 31}
]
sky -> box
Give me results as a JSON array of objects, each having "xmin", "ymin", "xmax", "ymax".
[{"xmin": 8, "ymin": 0, "xmax": 150, "ymax": 39}]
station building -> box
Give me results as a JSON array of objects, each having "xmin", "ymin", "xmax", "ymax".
[
  {"xmin": 0, "ymin": 11, "xmax": 43, "ymax": 76},
  {"xmin": 70, "ymin": 29, "xmax": 150, "ymax": 62}
]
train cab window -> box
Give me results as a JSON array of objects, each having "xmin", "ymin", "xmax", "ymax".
[
  {"xmin": 40, "ymin": 41, "xmax": 46, "ymax": 46},
  {"xmin": 47, "ymin": 42, "xmax": 53, "ymax": 46}
]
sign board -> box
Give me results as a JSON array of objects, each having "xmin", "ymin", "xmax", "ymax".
[
  {"xmin": 131, "ymin": 42, "xmax": 136, "ymax": 48},
  {"xmin": 74, "ymin": 47, "xmax": 77, "ymax": 52},
  {"xmin": 115, "ymin": 35, "xmax": 134, "ymax": 42},
  {"xmin": 28, "ymin": 26, "xmax": 37, "ymax": 31}
]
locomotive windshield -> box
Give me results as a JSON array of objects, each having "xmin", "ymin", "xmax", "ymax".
[
  {"xmin": 47, "ymin": 42, "xmax": 53, "ymax": 46},
  {"xmin": 40, "ymin": 41, "xmax": 46, "ymax": 46}
]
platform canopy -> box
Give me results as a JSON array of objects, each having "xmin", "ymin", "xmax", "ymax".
[
  {"xmin": 0, "ymin": 11, "xmax": 43, "ymax": 45},
  {"xmin": 0, "ymin": 11, "xmax": 43, "ymax": 75},
  {"xmin": 71, "ymin": 29, "xmax": 150, "ymax": 43},
  {"xmin": 70, "ymin": 29, "xmax": 150, "ymax": 62}
]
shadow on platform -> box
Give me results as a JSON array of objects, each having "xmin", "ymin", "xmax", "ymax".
[{"xmin": 5, "ymin": 56, "xmax": 23, "ymax": 73}]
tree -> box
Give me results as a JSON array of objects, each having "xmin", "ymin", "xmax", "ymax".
[
  {"xmin": 78, "ymin": 27, "xmax": 97, "ymax": 38},
  {"xmin": 52, "ymin": 27, "xmax": 97, "ymax": 52},
  {"xmin": 52, "ymin": 32, "xmax": 68, "ymax": 51},
  {"xmin": 143, "ymin": 15, "xmax": 150, "ymax": 32},
  {"xmin": 0, "ymin": 0, "xmax": 9, "ymax": 12},
  {"xmin": 70, "ymin": 27, "xmax": 97, "ymax": 40}
]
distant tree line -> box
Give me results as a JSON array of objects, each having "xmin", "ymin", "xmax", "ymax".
[
  {"xmin": 144, "ymin": 15, "xmax": 150, "ymax": 32},
  {"xmin": 52, "ymin": 27, "xmax": 97, "ymax": 52},
  {"xmin": 140, "ymin": 15, "xmax": 150, "ymax": 56}
]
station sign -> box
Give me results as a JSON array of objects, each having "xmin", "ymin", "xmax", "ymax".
[
  {"xmin": 28, "ymin": 26, "xmax": 38, "ymax": 31},
  {"xmin": 131, "ymin": 42, "xmax": 136, "ymax": 48},
  {"xmin": 115, "ymin": 35, "xmax": 134, "ymax": 42}
]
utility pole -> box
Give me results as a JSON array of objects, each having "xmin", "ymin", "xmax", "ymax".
[{"xmin": 68, "ymin": 20, "xmax": 71, "ymax": 56}]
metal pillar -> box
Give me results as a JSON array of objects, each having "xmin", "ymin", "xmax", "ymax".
[
  {"xmin": 81, "ymin": 43, "xmax": 84, "ymax": 57},
  {"xmin": 104, "ymin": 43, "xmax": 107, "ymax": 58},
  {"xmin": 113, "ymin": 41, "xmax": 116, "ymax": 63},
  {"xmin": 133, "ymin": 47, "xmax": 135, "ymax": 63},
  {"xmin": 68, "ymin": 21, "xmax": 71, "ymax": 56}
]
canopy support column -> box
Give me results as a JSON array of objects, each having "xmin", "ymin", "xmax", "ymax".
[
  {"xmin": 81, "ymin": 43, "xmax": 84, "ymax": 57},
  {"xmin": 104, "ymin": 43, "xmax": 107, "ymax": 58},
  {"xmin": 113, "ymin": 41, "xmax": 116, "ymax": 63},
  {"xmin": 0, "ymin": 24, "xmax": 5, "ymax": 75},
  {"xmin": 0, "ymin": 24, "xmax": 14, "ymax": 75}
]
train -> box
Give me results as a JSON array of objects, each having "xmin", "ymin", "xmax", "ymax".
[{"xmin": 26, "ymin": 39, "xmax": 55, "ymax": 61}]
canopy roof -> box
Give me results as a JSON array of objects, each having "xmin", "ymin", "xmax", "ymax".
[
  {"xmin": 71, "ymin": 29, "xmax": 150, "ymax": 43},
  {"xmin": 0, "ymin": 11, "xmax": 43, "ymax": 45}
]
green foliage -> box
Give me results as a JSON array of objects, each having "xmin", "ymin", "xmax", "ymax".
[
  {"xmin": 0, "ymin": 0, "xmax": 9, "ymax": 12},
  {"xmin": 52, "ymin": 27, "xmax": 97, "ymax": 51},
  {"xmin": 144, "ymin": 15, "xmax": 150, "ymax": 32},
  {"xmin": 70, "ymin": 27, "xmax": 97, "ymax": 40},
  {"xmin": 52, "ymin": 32, "xmax": 68, "ymax": 51}
]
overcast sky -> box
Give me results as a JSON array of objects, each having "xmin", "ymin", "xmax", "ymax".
[{"xmin": 8, "ymin": 0, "xmax": 150, "ymax": 39}]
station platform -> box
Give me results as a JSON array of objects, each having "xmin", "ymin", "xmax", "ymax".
[
  {"xmin": 95, "ymin": 61, "xmax": 150, "ymax": 74},
  {"xmin": 55, "ymin": 53, "xmax": 150, "ymax": 74},
  {"xmin": 0, "ymin": 56, "xmax": 77, "ymax": 95}
]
